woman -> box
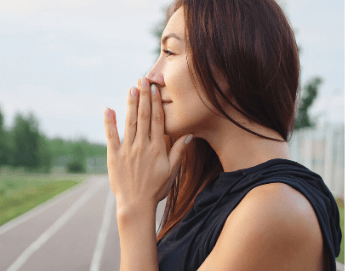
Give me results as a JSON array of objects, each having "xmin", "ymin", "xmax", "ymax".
[{"xmin": 104, "ymin": 0, "xmax": 342, "ymax": 270}]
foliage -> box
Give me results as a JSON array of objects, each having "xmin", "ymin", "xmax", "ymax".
[
  {"xmin": 66, "ymin": 160, "xmax": 85, "ymax": 173},
  {"xmin": 48, "ymin": 137, "xmax": 107, "ymax": 160},
  {"xmin": 48, "ymin": 137, "xmax": 107, "ymax": 173},
  {"xmin": 11, "ymin": 112, "xmax": 41, "ymax": 169},
  {"xmin": 66, "ymin": 143, "xmax": 87, "ymax": 173},
  {"xmin": 0, "ymin": 108, "xmax": 12, "ymax": 166},
  {"xmin": 35, "ymin": 134, "xmax": 53, "ymax": 174},
  {"xmin": 294, "ymin": 77, "xmax": 322, "ymax": 131},
  {"xmin": 0, "ymin": 107, "xmax": 107, "ymax": 174}
]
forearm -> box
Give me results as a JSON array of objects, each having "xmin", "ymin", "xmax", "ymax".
[{"xmin": 117, "ymin": 201, "xmax": 159, "ymax": 271}]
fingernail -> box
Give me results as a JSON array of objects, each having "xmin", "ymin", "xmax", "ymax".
[
  {"xmin": 185, "ymin": 135, "xmax": 193, "ymax": 145},
  {"xmin": 131, "ymin": 87, "xmax": 138, "ymax": 97},
  {"xmin": 151, "ymin": 84, "xmax": 157, "ymax": 95},
  {"xmin": 105, "ymin": 107, "xmax": 111, "ymax": 118},
  {"xmin": 141, "ymin": 77, "xmax": 148, "ymax": 88}
]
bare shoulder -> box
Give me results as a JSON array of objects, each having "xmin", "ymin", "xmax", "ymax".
[
  {"xmin": 252, "ymin": 183, "xmax": 327, "ymax": 270},
  {"xmin": 249, "ymin": 182, "xmax": 324, "ymax": 231},
  {"xmin": 197, "ymin": 182, "xmax": 326, "ymax": 271}
]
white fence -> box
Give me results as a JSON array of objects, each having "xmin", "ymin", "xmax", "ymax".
[{"xmin": 288, "ymin": 121, "xmax": 344, "ymax": 199}]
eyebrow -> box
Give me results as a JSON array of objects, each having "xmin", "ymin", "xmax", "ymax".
[{"xmin": 161, "ymin": 33, "xmax": 183, "ymax": 46}]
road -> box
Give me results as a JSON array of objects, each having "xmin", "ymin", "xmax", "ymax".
[
  {"xmin": 0, "ymin": 175, "xmax": 167, "ymax": 271},
  {"xmin": 1, "ymin": 175, "xmax": 344, "ymax": 271}
]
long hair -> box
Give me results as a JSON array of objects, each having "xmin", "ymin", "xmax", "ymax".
[{"xmin": 156, "ymin": 0, "xmax": 301, "ymax": 243}]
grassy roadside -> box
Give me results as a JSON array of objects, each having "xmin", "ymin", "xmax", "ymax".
[
  {"xmin": 336, "ymin": 197, "xmax": 344, "ymax": 264},
  {"xmin": 0, "ymin": 168, "xmax": 93, "ymax": 227}
]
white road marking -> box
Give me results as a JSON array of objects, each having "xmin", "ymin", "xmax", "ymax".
[
  {"xmin": 89, "ymin": 189, "xmax": 163, "ymax": 271},
  {"xmin": 0, "ymin": 177, "xmax": 92, "ymax": 236},
  {"xmin": 90, "ymin": 188, "xmax": 115, "ymax": 271},
  {"xmin": 6, "ymin": 180, "xmax": 106, "ymax": 271}
]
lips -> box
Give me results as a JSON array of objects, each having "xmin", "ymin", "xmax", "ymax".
[
  {"xmin": 162, "ymin": 101, "xmax": 172, "ymax": 107},
  {"xmin": 162, "ymin": 100, "xmax": 172, "ymax": 103}
]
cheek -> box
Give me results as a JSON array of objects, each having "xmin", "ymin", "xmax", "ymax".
[
  {"xmin": 168, "ymin": 98, "xmax": 212, "ymax": 132},
  {"xmin": 165, "ymin": 58, "xmax": 190, "ymax": 87},
  {"xmin": 163, "ymin": 58, "xmax": 214, "ymax": 135}
]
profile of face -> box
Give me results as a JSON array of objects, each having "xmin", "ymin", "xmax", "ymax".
[
  {"xmin": 146, "ymin": 5, "xmax": 290, "ymax": 171},
  {"xmin": 146, "ymin": 7, "xmax": 226, "ymax": 140}
]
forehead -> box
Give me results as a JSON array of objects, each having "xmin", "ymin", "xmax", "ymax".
[{"xmin": 162, "ymin": 7, "xmax": 185, "ymax": 38}]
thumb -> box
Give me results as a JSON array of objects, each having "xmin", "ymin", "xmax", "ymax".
[{"xmin": 168, "ymin": 134, "xmax": 193, "ymax": 173}]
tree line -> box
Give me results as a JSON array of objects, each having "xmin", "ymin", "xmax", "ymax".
[{"xmin": 0, "ymin": 108, "xmax": 107, "ymax": 174}]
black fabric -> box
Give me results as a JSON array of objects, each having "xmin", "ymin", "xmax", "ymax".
[{"xmin": 157, "ymin": 158, "xmax": 342, "ymax": 271}]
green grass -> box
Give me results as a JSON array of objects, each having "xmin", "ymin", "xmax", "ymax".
[
  {"xmin": 0, "ymin": 167, "xmax": 93, "ymax": 227},
  {"xmin": 336, "ymin": 197, "xmax": 344, "ymax": 264}
]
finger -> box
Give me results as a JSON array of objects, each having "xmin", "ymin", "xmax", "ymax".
[
  {"xmin": 104, "ymin": 107, "xmax": 120, "ymax": 151},
  {"xmin": 136, "ymin": 77, "xmax": 151, "ymax": 143},
  {"xmin": 123, "ymin": 86, "xmax": 139, "ymax": 146},
  {"xmin": 150, "ymin": 84, "xmax": 165, "ymax": 145}
]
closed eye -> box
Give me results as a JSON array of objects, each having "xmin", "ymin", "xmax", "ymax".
[{"xmin": 163, "ymin": 49, "xmax": 174, "ymax": 56}]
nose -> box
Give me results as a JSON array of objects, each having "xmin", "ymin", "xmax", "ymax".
[{"xmin": 146, "ymin": 59, "xmax": 165, "ymax": 87}]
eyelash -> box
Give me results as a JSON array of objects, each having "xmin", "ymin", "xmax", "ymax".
[{"xmin": 163, "ymin": 49, "xmax": 174, "ymax": 56}]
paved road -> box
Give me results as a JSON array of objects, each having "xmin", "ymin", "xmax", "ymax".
[
  {"xmin": 1, "ymin": 175, "xmax": 344, "ymax": 271},
  {"xmin": 0, "ymin": 175, "xmax": 167, "ymax": 271}
]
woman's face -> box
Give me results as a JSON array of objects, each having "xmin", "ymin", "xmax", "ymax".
[{"xmin": 146, "ymin": 7, "xmax": 224, "ymax": 140}]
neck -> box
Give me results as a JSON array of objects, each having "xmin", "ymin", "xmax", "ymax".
[{"xmin": 206, "ymin": 120, "xmax": 291, "ymax": 173}]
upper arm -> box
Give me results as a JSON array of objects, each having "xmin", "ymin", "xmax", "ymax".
[{"xmin": 197, "ymin": 183, "xmax": 321, "ymax": 271}]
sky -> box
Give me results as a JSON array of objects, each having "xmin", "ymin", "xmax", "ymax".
[{"xmin": 0, "ymin": 0, "xmax": 344, "ymax": 145}]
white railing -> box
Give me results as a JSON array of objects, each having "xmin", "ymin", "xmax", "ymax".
[{"xmin": 288, "ymin": 121, "xmax": 344, "ymax": 199}]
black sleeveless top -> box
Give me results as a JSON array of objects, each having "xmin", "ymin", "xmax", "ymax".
[{"xmin": 156, "ymin": 158, "xmax": 342, "ymax": 271}]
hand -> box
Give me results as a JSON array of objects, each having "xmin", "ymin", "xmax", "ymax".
[{"xmin": 104, "ymin": 77, "xmax": 193, "ymax": 214}]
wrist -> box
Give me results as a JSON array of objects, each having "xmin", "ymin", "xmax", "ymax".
[
  {"xmin": 116, "ymin": 199, "xmax": 157, "ymax": 225},
  {"xmin": 115, "ymin": 199, "xmax": 159, "ymax": 271}
]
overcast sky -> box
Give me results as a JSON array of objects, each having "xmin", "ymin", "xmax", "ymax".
[{"xmin": 0, "ymin": 0, "xmax": 343, "ymax": 145}]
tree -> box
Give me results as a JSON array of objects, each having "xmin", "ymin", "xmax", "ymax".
[
  {"xmin": 12, "ymin": 112, "xmax": 40, "ymax": 169},
  {"xmin": 66, "ymin": 142, "xmax": 87, "ymax": 173},
  {"xmin": 37, "ymin": 134, "xmax": 53, "ymax": 173},
  {"xmin": 11, "ymin": 111, "xmax": 53, "ymax": 172},
  {"xmin": 294, "ymin": 77, "xmax": 322, "ymax": 130},
  {"xmin": 0, "ymin": 107, "xmax": 12, "ymax": 166}
]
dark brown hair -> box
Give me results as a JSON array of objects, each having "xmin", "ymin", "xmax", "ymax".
[{"xmin": 156, "ymin": 0, "xmax": 301, "ymax": 243}]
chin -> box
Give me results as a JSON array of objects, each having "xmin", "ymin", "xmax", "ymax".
[
  {"xmin": 164, "ymin": 125, "xmax": 178, "ymax": 139},
  {"xmin": 164, "ymin": 125, "xmax": 191, "ymax": 141}
]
